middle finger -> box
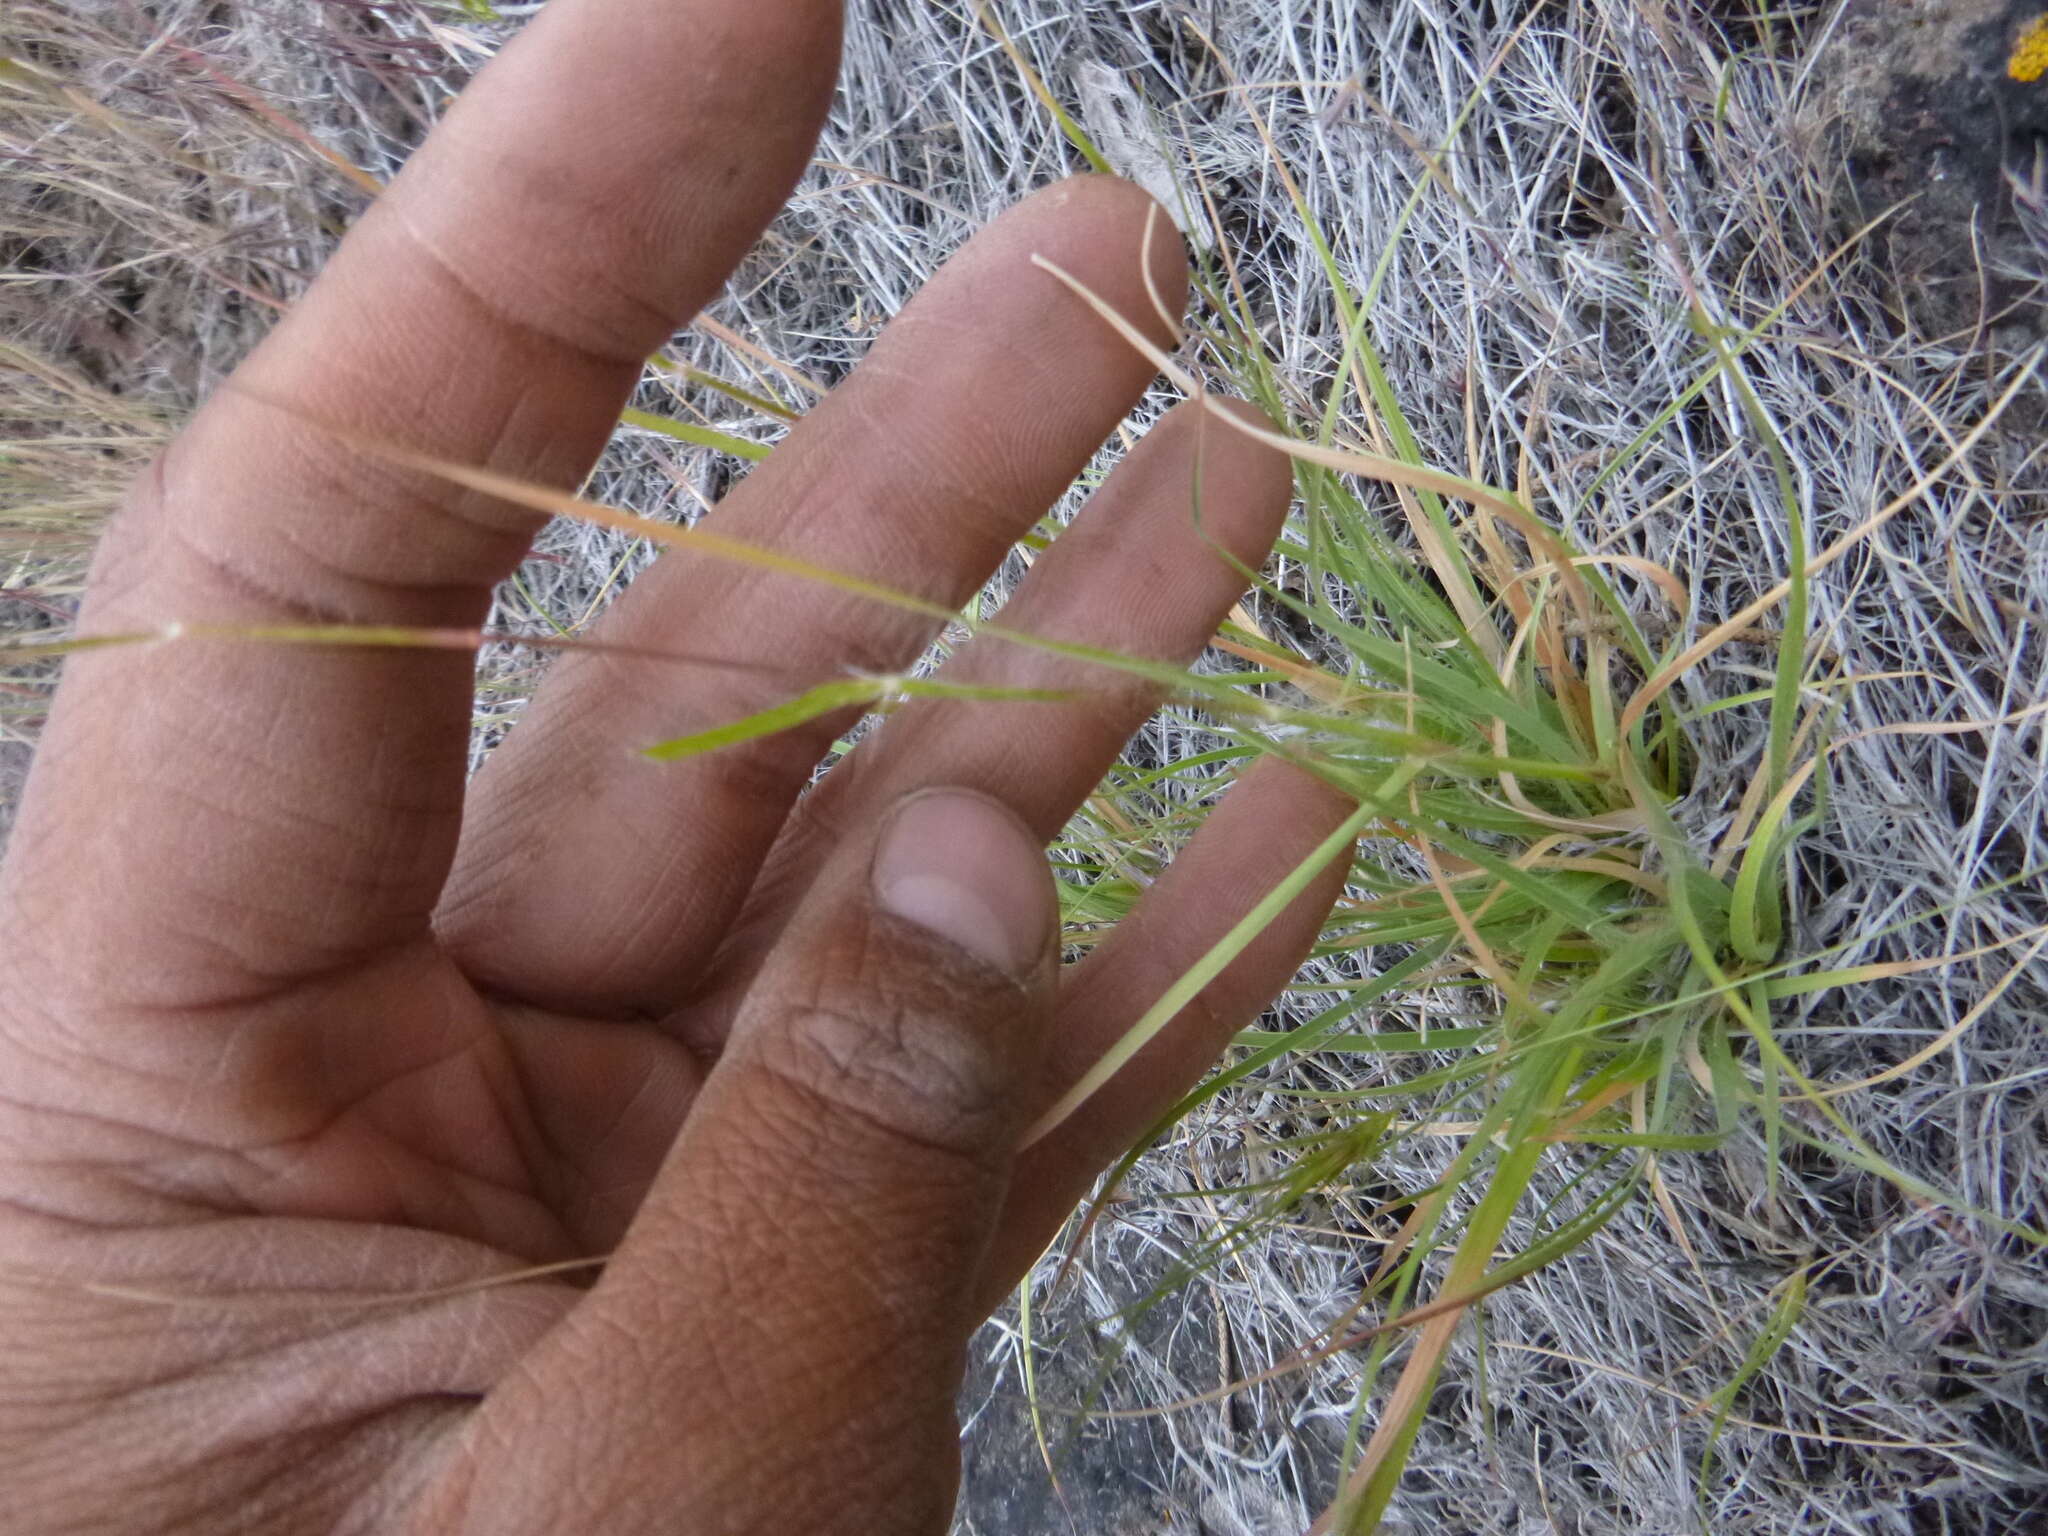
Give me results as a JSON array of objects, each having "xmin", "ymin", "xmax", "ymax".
[{"xmin": 441, "ymin": 178, "xmax": 1185, "ymax": 1016}]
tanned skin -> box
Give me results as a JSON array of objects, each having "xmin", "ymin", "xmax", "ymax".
[{"xmin": 0, "ymin": 2, "xmax": 1350, "ymax": 1530}]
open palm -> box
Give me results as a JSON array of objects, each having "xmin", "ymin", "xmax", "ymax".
[{"xmin": 0, "ymin": 2, "xmax": 1348, "ymax": 1530}]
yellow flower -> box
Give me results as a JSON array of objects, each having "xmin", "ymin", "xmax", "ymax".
[{"xmin": 2011, "ymin": 13, "xmax": 2048, "ymax": 82}]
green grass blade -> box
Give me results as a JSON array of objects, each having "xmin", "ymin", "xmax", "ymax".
[
  {"xmin": 640, "ymin": 677, "xmax": 1069, "ymax": 760},
  {"xmin": 618, "ymin": 407, "xmax": 772, "ymax": 462}
]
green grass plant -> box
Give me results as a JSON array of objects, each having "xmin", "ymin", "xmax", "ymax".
[{"xmin": 956, "ymin": 14, "xmax": 2048, "ymax": 1529}]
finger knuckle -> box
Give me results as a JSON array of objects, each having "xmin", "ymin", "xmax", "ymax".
[{"xmin": 765, "ymin": 998, "xmax": 1011, "ymax": 1166}]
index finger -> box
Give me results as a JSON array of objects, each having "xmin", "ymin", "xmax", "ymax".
[{"xmin": 2, "ymin": 0, "xmax": 838, "ymax": 1013}]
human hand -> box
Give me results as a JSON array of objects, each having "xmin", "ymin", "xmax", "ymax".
[{"xmin": 0, "ymin": 2, "xmax": 1351, "ymax": 1530}]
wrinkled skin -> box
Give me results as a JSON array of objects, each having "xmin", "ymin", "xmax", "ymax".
[{"xmin": 0, "ymin": 2, "xmax": 1350, "ymax": 1531}]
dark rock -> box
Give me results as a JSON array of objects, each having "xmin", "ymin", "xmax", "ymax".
[
  {"xmin": 956, "ymin": 1279, "xmax": 1212, "ymax": 1536},
  {"xmin": 1817, "ymin": 0, "xmax": 2048, "ymax": 338}
]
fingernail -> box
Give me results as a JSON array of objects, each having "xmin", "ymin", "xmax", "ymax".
[{"xmin": 872, "ymin": 790, "xmax": 1052, "ymax": 981}]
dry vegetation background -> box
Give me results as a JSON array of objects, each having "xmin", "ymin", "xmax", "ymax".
[{"xmin": 5, "ymin": 2, "xmax": 2047, "ymax": 1532}]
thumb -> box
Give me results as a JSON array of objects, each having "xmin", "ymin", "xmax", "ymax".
[{"xmin": 438, "ymin": 790, "xmax": 1056, "ymax": 1536}]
